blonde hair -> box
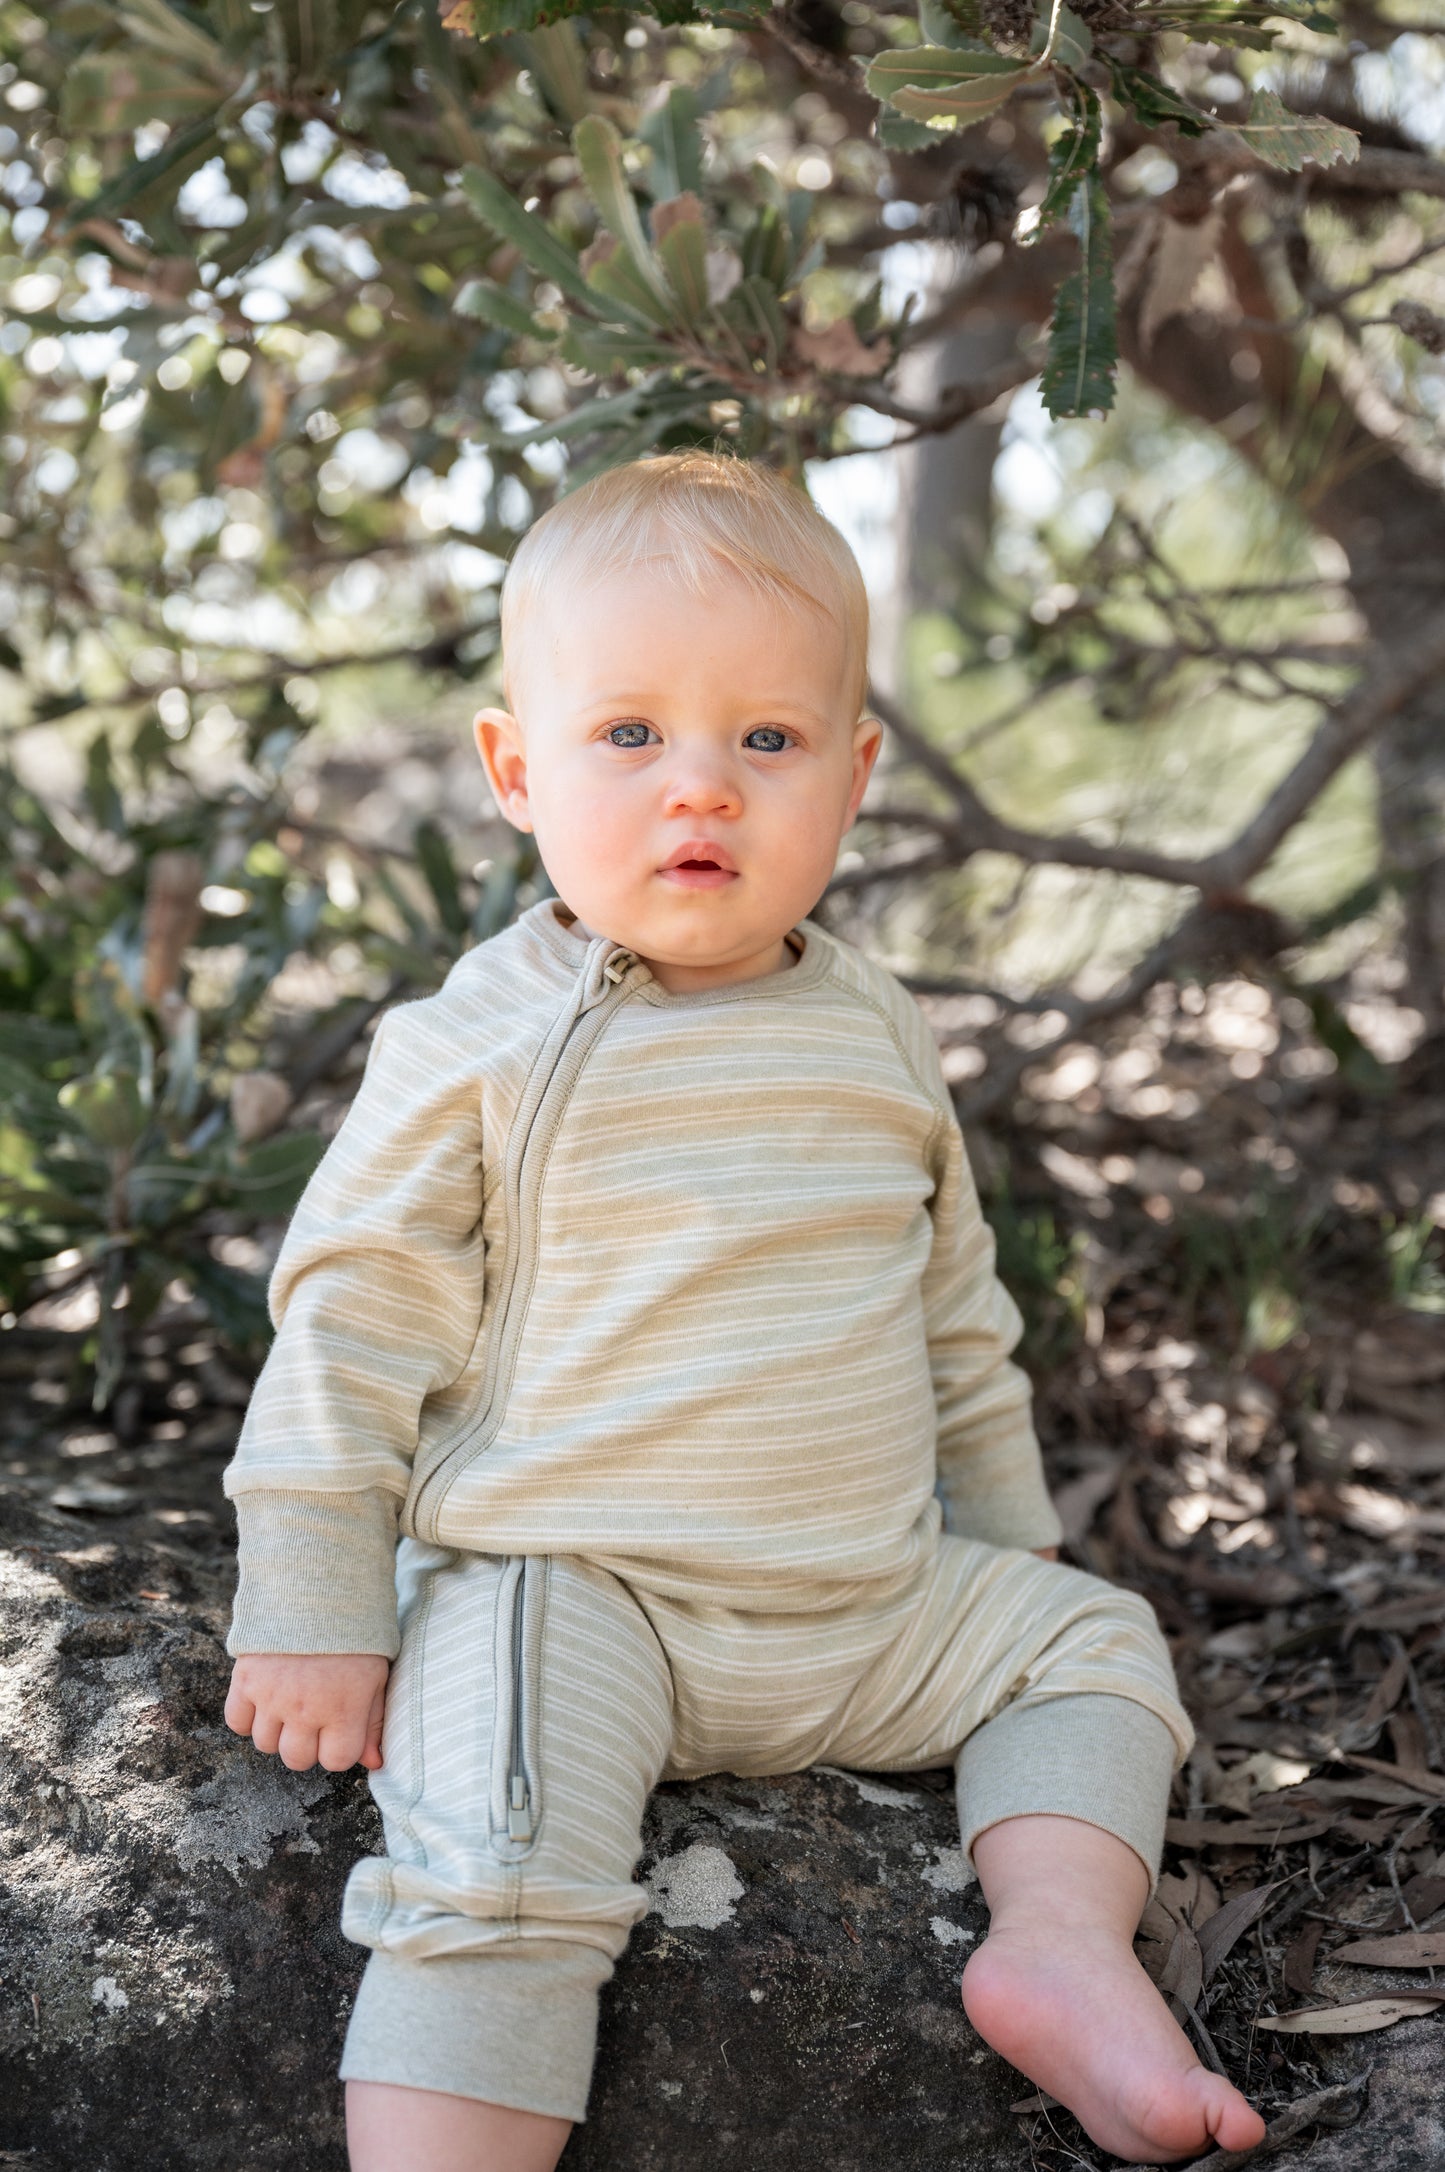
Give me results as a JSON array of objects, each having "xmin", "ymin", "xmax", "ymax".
[{"xmin": 498, "ymin": 449, "xmax": 870, "ymax": 722}]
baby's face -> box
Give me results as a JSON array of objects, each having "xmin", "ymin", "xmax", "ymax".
[{"xmin": 474, "ymin": 565, "xmax": 881, "ymax": 991}]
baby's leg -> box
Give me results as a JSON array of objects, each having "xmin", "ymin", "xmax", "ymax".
[
  {"xmin": 824, "ymin": 1541, "xmax": 1265, "ymax": 2164},
  {"xmin": 339, "ymin": 1547, "xmax": 674, "ymax": 2165},
  {"xmin": 963, "ymin": 1811, "xmax": 1266, "ymax": 2163},
  {"xmin": 347, "ymin": 2080, "xmax": 570, "ymax": 2172}
]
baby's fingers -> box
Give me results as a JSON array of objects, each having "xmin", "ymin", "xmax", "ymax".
[
  {"xmin": 223, "ymin": 1679, "xmax": 257, "ymax": 1740},
  {"xmin": 361, "ymin": 1677, "xmax": 387, "ymax": 1772},
  {"xmin": 276, "ymin": 1719, "xmax": 322, "ymax": 1772}
]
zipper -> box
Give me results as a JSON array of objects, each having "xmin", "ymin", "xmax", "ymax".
[
  {"xmin": 410, "ymin": 939, "xmax": 642, "ymax": 1542},
  {"xmin": 506, "ymin": 1562, "xmax": 531, "ymax": 1840}
]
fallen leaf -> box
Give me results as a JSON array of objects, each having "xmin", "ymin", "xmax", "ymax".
[
  {"xmin": 1197, "ymin": 1877, "xmax": 1291, "ymax": 1982},
  {"xmin": 1331, "ymin": 1929, "xmax": 1445, "ymax": 1968},
  {"xmin": 1343, "ymin": 1749, "xmax": 1445, "ymax": 1800},
  {"xmin": 1165, "ymin": 1816, "xmax": 1333, "ymax": 1848},
  {"xmin": 1283, "ymin": 1918, "xmax": 1323, "ymax": 1999},
  {"xmin": 1257, "ymin": 1991, "xmax": 1444, "ymax": 2034}
]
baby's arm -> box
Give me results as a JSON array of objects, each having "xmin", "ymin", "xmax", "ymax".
[
  {"xmin": 226, "ymin": 1653, "xmax": 389, "ymax": 1772},
  {"xmin": 921, "ymin": 1100, "xmax": 1064, "ymax": 1554},
  {"xmin": 221, "ymin": 991, "xmax": 487, "ymax": 1745}
]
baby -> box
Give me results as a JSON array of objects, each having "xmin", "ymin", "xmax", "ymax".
[{"xmin": 223, "ymin": 450, "xmax": 1267, "ymax": 2172}]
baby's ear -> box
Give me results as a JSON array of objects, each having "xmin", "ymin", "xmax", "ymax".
[{"xmin": 473, "ymin": 707, "xmax": 532, "ymax": 832}]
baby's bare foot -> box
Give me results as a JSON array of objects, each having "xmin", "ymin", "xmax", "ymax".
[{"xmin": 961, "ymin": 1919, "xmax": 1267, "ymax": 2165}]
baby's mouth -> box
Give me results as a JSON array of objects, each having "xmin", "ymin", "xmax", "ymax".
[{"xmin": 659, "ymin": 842, "xmax": 739, "ymax": 890}]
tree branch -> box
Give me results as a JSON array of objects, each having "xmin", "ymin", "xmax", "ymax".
[{"xmin": 865, "ymin": 614, "xmax": 1445, "ymax": 898}]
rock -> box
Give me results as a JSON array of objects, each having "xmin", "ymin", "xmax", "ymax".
[
  {"xmin": 0, "ymin": 1478, "xmax": 1010, "ymax": 2171},
  {"xmin": 0, "ymin": 1471, "xmax": 1437, "ymax": 2171}
]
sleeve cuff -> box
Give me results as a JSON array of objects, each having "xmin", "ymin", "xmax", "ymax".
[
  {"xmin": 936, "ymin": 1466, "xmax": 1064, "ymax": 1553},
  {"xmin": 226, "ymin": 1488, "xmax": 402, "ymax": 1657}
]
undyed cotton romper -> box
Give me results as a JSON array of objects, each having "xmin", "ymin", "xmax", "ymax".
[{"xmin": 224, "ymin": 899, "xmax": 1193, "ymax": 2121}]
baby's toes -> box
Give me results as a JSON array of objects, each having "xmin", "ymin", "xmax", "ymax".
[{"xmin": 1200, "ymin": 2072, "xmax": 1268, "ymax": 2154}]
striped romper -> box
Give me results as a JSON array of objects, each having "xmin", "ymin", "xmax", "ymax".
[{"xmin": 224, "ymin": 898, "xmax": 1192, "ymax": 2120}]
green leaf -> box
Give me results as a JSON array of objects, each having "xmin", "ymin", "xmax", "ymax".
[
  {"xmin": 185, "ymin": 1250, "xmax": 272, "ymax": 1349},
  {"xmin": 223, "ymin": 1131, "xmax": 326, "ymax": 1217},
  {"xmin": 640, "ymin": 82, "xmax": 703, "ymax": 201},
  {"xmin": 720, "ymin": 273, "xmax": 789, "ymax": 370},
  {"xmin": 875, "ymin": 110, "xmax": 944, "ymax": 150},
  {"xmin": 655, "ymin": 209, "xmax": 710, "ymax": 329},
  {"xmin": 1032, "ymin": 77, "xmax": 1101, "ymax": 238},
  {"xmin": 414, "ymin": 819, "xmax": 468, "ymax": 938},
  {"xmin": 1030, "ymin": 0, "xmax": 1092, "ymax": 67},
  {"xmin": 865, "ymin": 46, "xmax": 1028, "ymax": 125},
  {"xmin": 916, "ymin": 0, "xmax": 992, "ymax": 49},
  {"xmin": 454, "ymin": 278, "xmax": 553, "ymax": 338},
  {"xmin": 1218, "ymin": 89, "xmax": 1360, "ymax": 173},
  {"xmin": 572, "ymin": 114, "xmax": 672, "ymax": 312},
  {"xmin": 585, "ymin": 246, "xmax": 677, "ymax": 329},
  {"xmin": 739, "ymin": 200, "xmax": 790, "ymax": 289},
  {"xmin": 1107, "ymin": 63, "xmax": 1211, "ymax": 138},
  {"xmin": 116, "ymin": 0, "xmax": 232, "ymax": 80},
  {"xmin": 459, "ymin": 164, "xmax": 597, "ymax": 313},
  {"xmin": 61, "ymin": 51, "xmax": 224, "ymax": 133},
  {"xmin": 560, "ymin": 321, "xmax": 670, "ymax": 373},
  {"xmin": 1040, "ymin": 171, "xmax": 1116, "ymax": 419}
]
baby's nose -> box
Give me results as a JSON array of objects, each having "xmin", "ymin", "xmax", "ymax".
[{"xmin": 663, "ymin": 764, "xmax": 740, "ymax": 816}]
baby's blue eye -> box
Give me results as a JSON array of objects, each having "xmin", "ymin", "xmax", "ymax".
[
  {"xmin": 607, "ymin": 721, "xmax": 655, "ymax": 748},
  {"xmin": 744, "ymin": 727, "xmax": 791, "ymax": 754}
]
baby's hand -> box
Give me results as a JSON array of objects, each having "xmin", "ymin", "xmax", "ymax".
[{"xmin": 225, "ymin": 1652, "xmax": 390, "ymax": 1773}]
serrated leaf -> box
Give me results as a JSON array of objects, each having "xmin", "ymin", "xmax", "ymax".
[
  {"xmin": 573, "ymin": 113, "xmax": 672, "ymax": 312},
  {"xmin": 117, "ymin": 0, "xmax": 232, "ymax": 80},
  {"xmin": 640, "ymin": 81, "xmax": 703, "ymax": 201},
  {"xmin": 1030, "ymin": 0, "xmax": 1092, "ymax": 68},
  {"xmin": 560, "ymin": 322, "xmax": 668, "ymax": 372},
  {"xmin": 1032, "ymin": 78, "xmax": 1101, "ymax": 237},
  {"xmin": 1107, "ymin": 63, "xmax": 1211, "ymax": 138},
  {"xmin": 656, "ymin": 216, "xmax": 710, "ymax": 328},
  {"xmin": 722, "ymin": 273, "xmax": 788, "ymax": 370},
  {"xmin": 875, "ymin": 109, "xmax": 944, "ymax": 150},
  {"xmin": 740, "ymin": 200, "xmax": 790, "ymax": 289},
  {"xmin": 866, "ymin": 46, "xmax": 1027, "ymax": 125},
  {"xmin": 459, "ymin": 164, "xmax": 597, "ymax": 313},
  {"xmin": 1219, "ymin": 89, "xmax": 1360, "ymax": 173},
  {"xmin": 917, "ymin": 0, "xmax": 993, "ymax": 49},
  {"xmin": 585, "ymin": 247, "xmax": 676, "ymax": 329},
  {"xmin": 1040, "ymin": 171, "xmax": 1116, "ymax": 419}
]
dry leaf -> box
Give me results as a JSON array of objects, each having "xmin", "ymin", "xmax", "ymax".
[
  {"xmin": 1257, "ymin": 1992, "xmax": 1444, "ymax": 2034},
  {"xmin": 649, "ymin": 191, "xmax": 707, "ymax": 242},
  {"xmin": 1283, "ymin": 1919, "xmax": 1323, "ymax": 1999},
  {"xmin": 790, "ymin": 318, "xmax": 891, "ymax": 379},
  {"xmin": 1196, "ymin": 1878, "xmax": 1289, "ymax": 1983},
  {"xmin": 1165, "ymin": 1815, "xmax": 1333, "ymax": 1849},
  {"xmin": 1331, "ymin": 1929, "xmax": 1445, "ymax": 1967}
]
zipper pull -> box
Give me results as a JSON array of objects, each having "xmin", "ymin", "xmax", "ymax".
[
  {"xmin": 603, "ymin": 948, "xmax": 635, "ymax": 985},
  {"xmin": 508, "ymin": 1775, "xmax": 533, "ymax": 1841}
]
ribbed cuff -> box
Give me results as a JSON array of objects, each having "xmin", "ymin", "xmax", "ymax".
[
  {"xmin": 226, "ymin": 1488, "xmax": 402, "ymax": 1656},
  {"xmin": 340, "ymin": 1942, "xmax": 614, "ymax": 2123},
  {"xmin": 956, "ymin": 1692, "xmax": 1181, "ymax": 1892}
]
